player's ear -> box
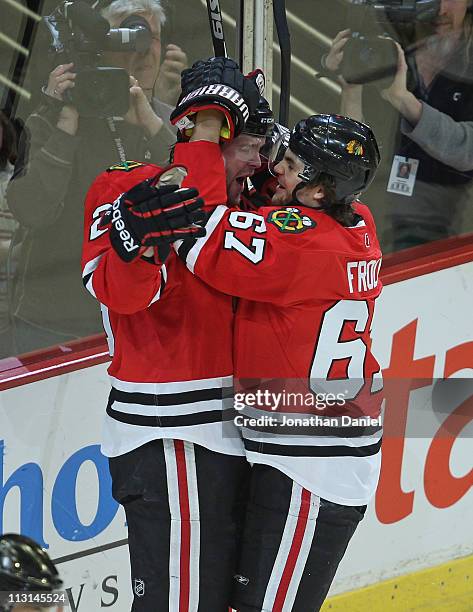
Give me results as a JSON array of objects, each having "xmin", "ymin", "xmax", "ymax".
[
  {"xmin": 311, "ymin": 185, "xmax": 325, "ymax": 202},
  {"xmin": 297, "ymin": 184, "xmax": 325, "ymax": 208}
]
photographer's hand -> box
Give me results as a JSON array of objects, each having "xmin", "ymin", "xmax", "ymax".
[
  {"xmin": 126, "ymin": 76, "xmax": 163, "ymax": 137},
  {"xmin": 324, "ymin": 29, "xmax": 351, "ymax": 73},
  {"xmin": 323, "ymin": 29, "xmax": 364, "ymax": 120},
  {"xmin": 45, "ymin": 63, "xmax": 79, "ymax": 136},
  {"xmin": 155, "ymin": 44, "xmax": 188, "ymax": 106},
  {"xmin": 381, "ymin": 42, "xmax": 422, "ymax": 126},
  {"xmin": 45, "ymin": 63, "xmax": 76, "ymax": 100}
]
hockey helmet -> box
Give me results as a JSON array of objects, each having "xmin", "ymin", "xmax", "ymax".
[
  {"xmin": 287, "ymin": 114, "xmax": 380, "ymax": 203},
  {"xmin": 0, "ymin": 534, "xmax": 62, "ymax": 610}
]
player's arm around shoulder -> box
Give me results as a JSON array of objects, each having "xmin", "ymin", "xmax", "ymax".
[
  {"xmin": 174, "ymin": 202, "xmax": 328, "ymax": 303},
  {"xmin": 173, "ymin": 142, "xmax": 227, "ymax": 207},
  {"xmin": 82, "ymin": 164, "xmax": 167, "ymax": 315}
]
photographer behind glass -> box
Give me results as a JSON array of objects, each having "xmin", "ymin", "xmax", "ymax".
[
  {"xmin": 7, "ymin": 0, "xmax": 186, "ymax": 354},
  {"xmin": 322, "ymin": 0, "xmax": 473, "ymax": 251}
]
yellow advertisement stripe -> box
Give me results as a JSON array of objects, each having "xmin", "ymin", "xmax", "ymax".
[{"xmin": 322, "ymin": 554, "xmax": 473, "ymax": 612}]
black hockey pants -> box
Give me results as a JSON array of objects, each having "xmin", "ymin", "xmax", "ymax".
[
  {"xmin": 109, "ymin": 439, "xmax": 250, "ymax": 612},
  {"xmin": 231, "ymin": 463, "xmax": 366, "ymax": 612},
  {"xmin": 109, "ymin": 440, "xmax": 365, "ymax": 612}
]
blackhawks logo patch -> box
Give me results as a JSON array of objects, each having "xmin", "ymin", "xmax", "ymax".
[
  {"xmin": 346, "ymin": 140, "xmax": 364, "ymax": 156},
  {"xmin": 267, "ymin": 207, "xmax": 316, "ymax": 234},
  {"xmin": 107, "ymin": 161, "xmax": 145, "ymax": 172}
]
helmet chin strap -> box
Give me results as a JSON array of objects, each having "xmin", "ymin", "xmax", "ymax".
[{"xmin": 290, "ymin": 164, "xmax": 314, "ymax": 204}]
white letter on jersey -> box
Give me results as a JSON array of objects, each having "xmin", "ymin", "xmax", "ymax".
[
  {"xmin": 346, "ymin": 259, "xmax": 382, "ymax": 294},
  {"xmin": 347, "ymin": 262, "xmax": 357, "ymax": 294}
]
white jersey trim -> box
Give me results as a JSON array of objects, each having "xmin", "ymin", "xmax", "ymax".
[
  {"xmin": 101, "ymin": 418, "xmax": 245, "ymax": 458},
  {"xmin": 245, "ymin": 451, "xmax": 381, "ymax": 505},
  {"xmin": 109, "ymin": 375, "xmax": 233, "ymax": 394},
  {"xmin": 82, "ymin": 254, "xmax": 103, "ymax": 298},
  {"xmin": 148, "ymin": 264, "xmax": 167, "ymax": 306},
  {"xmin": 183, "ymin": 205, "xmax": 227, "ymax": 274},
  {"xmin": 111, "ymin": 398, "xmax": 228, "ymax": 417},
  {"xmin": 349, "ymin": 218, "xmax": 367, "ymax": 229},
  {"xmin": 101, "ymin": 304, "xmax": 115, "ymax": 356},
  {"xmin": 241, "ymin": 427, "xmax": 382, "ymax": 448}
]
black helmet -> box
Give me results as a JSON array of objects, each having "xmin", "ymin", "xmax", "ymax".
[
  {"xmin": 0, "ymin": 534, "xmax": 62, "ymax": 609},
  {"xmin": 289, "ymin": 114, "xmax": 380, "ymax": 203},
  {"xmin": 242, "ymin": 95, "xmax": 274, "ymax": 137}
]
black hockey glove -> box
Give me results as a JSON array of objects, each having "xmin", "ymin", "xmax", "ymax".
[
  {"xmin": 170, "ymin": 57, "xmax": 260, "ymax": 141},
  {"xmin": 100, "ymin": 169, "xmax": 206, "ymax": 264},
  {"xmin": 245, "ymin": 68, "xmax": 266, "ymax": 97}
]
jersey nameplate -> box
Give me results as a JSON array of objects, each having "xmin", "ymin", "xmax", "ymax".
[{"xmin": 267, "ymin": 207, "xmax": 316, "ymax": 234}]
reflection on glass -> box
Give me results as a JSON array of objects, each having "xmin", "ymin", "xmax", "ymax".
[
  {"xmin": 311, "ymin": 0, "xmax": 473, "ymax": 252},
  {"xmin": 0, "ymin": 0, "xmax": 215, "ymax": 360},
  {"xmin": 2, "ymin": 0, "xmax": 473, "ymax": 362}
]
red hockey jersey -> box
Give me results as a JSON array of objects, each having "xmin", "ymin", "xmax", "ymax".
[
  {"xmin": 81, "ymin": 142, "xmax": 243, "ymax": 457},
  {"xmin": 175, "ymin": 200, "xmax": 384, "ymax": 504}
]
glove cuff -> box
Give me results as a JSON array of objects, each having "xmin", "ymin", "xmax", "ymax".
[
  {"xmin": 141, "ymin": 243, "xmax": 170, "ymax": 266},
  {"xmin": 171, "ymin": 104, "xmax": 234, "ymax": 141},
  {"xmin": 171, "ymin": 83, "xmax": 250, "ymax": 136}
]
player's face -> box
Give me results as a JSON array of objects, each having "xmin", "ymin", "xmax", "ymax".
[
  {"xmin": 434, "ymin": 0, "xmax": 469, "ymax": 35},
  {"xmin": 272, "ymin": 149, "xmax": 306, "ymax": 205},
  {"xmin": 222, "ymin": 134, "xmax": 265, "ymax": 205},
  {"xmin": 103, "ymin": 13, "xmax": 162, "ymax": 94}
]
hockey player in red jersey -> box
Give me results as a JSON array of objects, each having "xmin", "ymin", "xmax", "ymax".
[
  {"xmin": 170, "ymin": 112, "xmax": 384, "ymax": 611},
  {"xmin": 82, "ymin": 58, "xmax": 274, "ymax": 611}
]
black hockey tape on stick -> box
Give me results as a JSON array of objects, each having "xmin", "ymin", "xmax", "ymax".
[
  {"xmin": 273, "ymin": 0, "xmax": 291, "ymax": 126},
  {"xmin": 206, "ymin": 0, "xmax": 227, "ymax": 57}
]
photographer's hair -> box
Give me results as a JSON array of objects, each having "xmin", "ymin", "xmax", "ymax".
[
  {"xmin": 101, "ymin": 0, "xmax": 166, "ymax": 26},
  {"xmin": 303, "ymin": 173, "xmax": 358, "ymax": 227},
  {"xmin": 464, "ymin": 2, "xmax": 473, "ymax": 63}
]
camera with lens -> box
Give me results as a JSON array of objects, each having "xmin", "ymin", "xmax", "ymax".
[
  {"xmin": 340, "ymin": 0, "xmax": 441, "ymax": 85},
  {"xmin": 41, "ymin": 0, "xmax": 154, "ymax": 117}
]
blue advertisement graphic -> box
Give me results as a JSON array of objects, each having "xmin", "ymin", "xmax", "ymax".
[{"xmin": 0, "ymin": 441, "xmax": 119, "ymax": 548}]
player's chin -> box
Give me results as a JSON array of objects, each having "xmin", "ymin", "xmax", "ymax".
[
  {"xmin": 272, "ymin": 185, "xmax": 289, "ymax": 205},
  {"xmin": 228, "ymin": 179, "xmax": 244, "ymax": 205}
]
